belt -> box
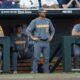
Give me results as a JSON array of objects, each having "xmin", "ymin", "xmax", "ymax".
[{"xmin": 40, "ymin": 39, "xmax": 48, "ymax": 41}]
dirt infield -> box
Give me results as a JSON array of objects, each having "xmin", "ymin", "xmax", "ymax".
[{"xmin": 0, "ymin": 73, "xmax": 80, "ymax": 80}]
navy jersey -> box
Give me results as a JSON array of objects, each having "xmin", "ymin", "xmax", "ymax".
[{"xmin": 12, "ymin": 34, "xmax": 27, "ymax": 50}]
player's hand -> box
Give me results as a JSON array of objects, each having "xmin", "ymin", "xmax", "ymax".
[
  {"xmin": 31, "ymin": 36, "xmax": 39, "ymax": 41},
  {"xmin": 47, "ymin": 37, "xmax": 53, "ymax": 42}
]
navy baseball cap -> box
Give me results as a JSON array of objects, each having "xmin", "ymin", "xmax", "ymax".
[{"xmin": 38, "ymin": 8, "xmax": 47, "ymax": 13}]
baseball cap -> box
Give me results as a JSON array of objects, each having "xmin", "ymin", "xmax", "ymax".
[{"xmin": 38, "ymin": 8, "xmax": 47, "ymax": 13}]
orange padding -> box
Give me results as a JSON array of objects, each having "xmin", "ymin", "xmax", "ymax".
[{"xmin": 39, "ymin": 59, "xmax": 45, "ymax": 64}]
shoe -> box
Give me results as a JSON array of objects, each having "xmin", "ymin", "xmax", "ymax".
[
  {"xmin": 0, "ymin": 70, "xmax": 2, "ymax": 73},
  {"xmin": 13, "ymin": 71, "xmax": 17, "ymax": 74},
  {"xmin": 30, "ymin": 71, "xmax": 37, "ymax": 74}
]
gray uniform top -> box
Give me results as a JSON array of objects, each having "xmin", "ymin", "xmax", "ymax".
[
  {"xmin": 72, "ymin": 24, "xmax": 80, "ymax": 32},
  {"xmin": 12, "ymin": 34, "xmax": 27, "ymax": 51},
  {"xmin": 72, "ymin": 24, "xmax": 80, "ymax": 45},
  {"xmin": 26, "ymin": 18, "xmax": 55, "ymax": 40},
  {"xmin": 72, "ymin": 24, "xmax": 80, "ymax": 55}
]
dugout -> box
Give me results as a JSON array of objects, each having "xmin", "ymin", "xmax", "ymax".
[{"xmin": 0, "ymin": 9, "xmax": 80, "ymax": 73}]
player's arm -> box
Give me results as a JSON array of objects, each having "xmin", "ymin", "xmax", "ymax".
[
  {"xmin": 48, "ymin": 20, "xmax": 55, "ymax": 42},
  {"xmin": 26, "ymin": 20, "xmax": 39, "ymax": 41},
  {"xmin": 75, "ymin": 0, "xmax": 80, "ymax": 8},
  {"xmin": 26, "ymin": 20, "xmax": 35, "ymax": 37},
  {"xmin": 62, "ymin": 0, "xmax": 74, "ymax": 8},
  {"xmin": 72, "ymin": 31, "xmax": 80, "ymax": 36}
]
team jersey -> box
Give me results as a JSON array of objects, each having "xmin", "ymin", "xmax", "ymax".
[{"xmin": 26, "ymin": 17, "xmax": 55, "ymax": 40}]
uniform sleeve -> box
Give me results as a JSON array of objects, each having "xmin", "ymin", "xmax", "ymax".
[
  {"xmin": 26, "ymin": 20, "xmax": 35, "ymax": 37},
  {"xmin": 49, "ymin": 20, "xmax": 55, "ymax": 38},
  {"xmin": 72, "ymin": 24, "xmax": 80, "ymax": 32}
]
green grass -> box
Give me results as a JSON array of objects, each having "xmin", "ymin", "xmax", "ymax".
[
  {"xmin": 0, "ymin": 73, "xmax": 80, "ymax": 77},
  {"xmin": 0, "ymin": 73, "xmax": 80, "ymax": 80}
]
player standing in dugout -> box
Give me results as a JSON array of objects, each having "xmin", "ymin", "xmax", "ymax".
[{"xmin": 26, "ymin": 8, "xmax": 55, "ymax": 73}]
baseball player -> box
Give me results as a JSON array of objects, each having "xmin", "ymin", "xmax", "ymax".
[
  {"xmin": 26, "ymin": 8, "xmax": 55, "ymax": 73},
  {"xmin": 11, "ymin": 25, "xmax": 27, "ymax": 74},
  {"xmin": 72, "ymin": 24, "xmax": 80, "ymax": 69}
]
